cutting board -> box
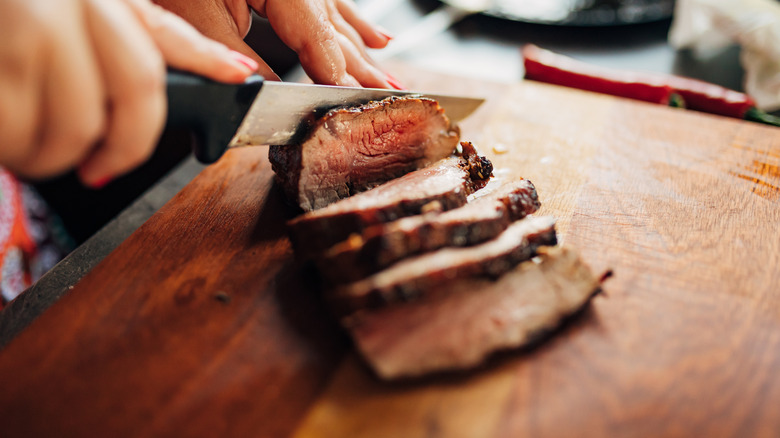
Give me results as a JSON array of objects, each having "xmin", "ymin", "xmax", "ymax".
[{"xmin": 1, "ymin": 64, "xmax": 780, "ymax": 438}]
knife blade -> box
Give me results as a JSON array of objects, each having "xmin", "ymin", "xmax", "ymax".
[{"xmin": 166, "ymin": 71, "xmax": 484, "ymax": 163}]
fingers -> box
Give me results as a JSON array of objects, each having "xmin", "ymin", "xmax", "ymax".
[
  {"xmin": 151, "ymin": 0, "xmax": 280, "ymax": 81},
  {"xmin": 297, "ymin": 33, "xmax": 360, "ymax": 87},
  {"xmin": 76, "ymin": 0, "xmax": 166, "ymax": 187},
  {"xmin": 79, "ymin": 0, "xmax": 276, "ymax": 187},
  {"xmin": 324, "ymin": 0, "xmax": 390, "ymax": 88},
  {"xmin": 229, "ymin": 43, "xmax": 281, "ymax": 81},
  {"xmin": 1, "ymin": 0, "xmax": 106, "ymax": 179},
  {"xmin": 131, "ymin": 0, "xmax": 266, "ymax": 83},
  {"xmin": 262, "ymin": 0, "xmax": 388, "ymax": 87},
  {"xmin": 259, "ymin": 0, "xmax": 397, "ymax": 88},
  {"xmin": 0, "ymin": 1, "xmax": 44, "ymax": 165},
  {"xmin": 1, "ymin": 0, "xmax": 277, "ymax": 186},
  {"xmin": 334, "ymin": 32, "xmax": 390, "ymax": 88},
  {"xmin": 264, "ymin": 0, "xmax": 358, "ymax": 86},
  {"xmin": 335, "ymin": 0, "xmax": 390, "ymax": 49}
]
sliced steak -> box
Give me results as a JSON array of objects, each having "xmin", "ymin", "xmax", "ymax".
[
  {"xmin": 270, "ymin": 96, "xmax": 460, "ymax": 211},
  {"xmin": 317, "ymin": 178, "xmax": 541, "ymax": 284},
  {"xmin": 288, "ymin": 142, "xmax": 492, "ymax": 259},
  {"xmin": 343, "ymin": 246, "xmax": 603, "ymax": 380},
  {"xmin": 328, "ymin": 215, "xmax": 557, "ymax": 314}
]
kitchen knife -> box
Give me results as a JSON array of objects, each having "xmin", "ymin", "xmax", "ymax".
[{"xmin": 166, "ymin": 71, "xmax": 485, "ymax": 163}]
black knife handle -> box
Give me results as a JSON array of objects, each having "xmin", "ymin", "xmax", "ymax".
[{"xmin": 166, "ymin": 70, "xmax": 264, "ymax": 163}]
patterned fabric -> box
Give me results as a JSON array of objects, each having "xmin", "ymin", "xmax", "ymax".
[{"xmin": 0, "ymin": 168, "xmax": 72, "ymax": 309}]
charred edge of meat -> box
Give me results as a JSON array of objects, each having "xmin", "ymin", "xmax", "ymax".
[
  {"xmin": 286, "ymin": 149, "xmax": 494, "ymax": 260},
  {"xmin": 341, "ymin": 245, "xmax": 603, "ymax": 380},
  {"xmin": 395, "ymin": 224, "xmax": 556, "ymax": 298},
  {"xmin": 326, "ymin": 218, "xmax": 558, "ymax": 316},
  {"xmin": 323, "ymin": 95, "xmax": 442, "ymax": 117},
  {"xmin": 458, "ymin": 142, "xmax": 493, "ymax": 191},
  {"xmin": 501, "ymin": 182, "xmax": 541, "ymax": 221},
  {"xmin": 350, "ymin": 290, "xmax": 602, "ymax": 383},
  {"xmin": 287, "ymin": 188, "xmax": 471, "ymax": 260},
  {"xmin": 269, "ymin": 145, "xmax": 304, "ymax": 210},
  {"xmin": 270, "ymin": 96, "xmax": 460, "ymax": 212},
  {"xmin": 369, "ymin": 227, "xmax": 558, "ymax": 306},
  {"xmin": 363, "ymin": 287, "xmax": 603, "ymax": 383},
  {"xmin": 317, "ymin": 180, "xmax": 543, "ymax": 285}
]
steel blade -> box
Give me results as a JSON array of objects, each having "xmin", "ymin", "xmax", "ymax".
[{"xmin": 228, "ymin": 81, "xmax": 483, "ymax": 147}]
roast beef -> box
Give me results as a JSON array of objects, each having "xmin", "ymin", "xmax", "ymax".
[
  {"xmin": 270, "ymin": 96, "xmax": 461, "ymax": 211},
  {"xmin": 343, "ymin": 246, "xmax": 603, "ymax": 379},
  {"xmin": 288, "ymin": 142, "xmax": 493, "ymax": 259},
  {"xmin": 328, "ymin": 215, "xmax": 558, "ymax": 314},
  {"xmin": 317, "ymin": 178, "xmax": 541, "ymax": 284}
]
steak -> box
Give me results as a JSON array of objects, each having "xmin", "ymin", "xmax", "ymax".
[
  {"xmin": 270, "ymin": 96, "xmax": 460, "ymax": 211},
  {"xmin": 343, "ymin": 246, "xmax": 603, "ymax": 380},
  {"xmin": 288, "ymin": 142, "xmax": 493, "ymax": 259},
  {"xmin": 328, "ymin": 215, "xmax": 558, "ymax": 315},
  {"xmin": 317, "ymin": 178, "xmax": 541, "ymax": 284}
]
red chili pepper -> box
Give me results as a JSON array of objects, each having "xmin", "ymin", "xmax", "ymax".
[
  {"xmin": 663, "ymin": 75, "xmax": 754, "ymax": 118},
  {"xmin": 522, "ymin": 44, "xmax": 780, "ymax": 127},
  {"xmin": 522, "ymin": 44, "xmax": 677, "ymax": 105}
]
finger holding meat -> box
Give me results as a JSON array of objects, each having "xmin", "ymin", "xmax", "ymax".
[
  {"xmin": 152, "ymin": 0, "xmax": 281, "ymax": 81},
  {"xmin": 253, "ymin": 0, "xmax": 392, "ymax": 88},
  {"xmin": 333, "ymin": 0, "xmax": 391, "ymax": 49}
]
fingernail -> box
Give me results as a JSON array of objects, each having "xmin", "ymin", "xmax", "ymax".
[
  {"xmin": 385, "ymin": 73, "xmax": 407, "ymax": 90},
  {"xmin": 88, "ymin": 176, "xmax": 112, "ymax": 190},
  {"xmin": 376, "ymin": 25, "xmax": 394, "ymax": 41},
  {"xmin": 230, "ymin": 50, "xmax": 259, "ymax": 72}
]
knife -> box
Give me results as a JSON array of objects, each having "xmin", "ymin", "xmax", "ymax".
[{"xmin": 166, "ymin": 71, "xmax": 485, "ymax": 163}]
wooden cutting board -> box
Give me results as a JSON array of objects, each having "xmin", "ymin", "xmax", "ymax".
[{"xmin": 1, "ymin": 64, "xmax": 779, "ymax": 437}]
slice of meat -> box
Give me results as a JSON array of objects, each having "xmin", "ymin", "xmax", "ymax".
[
  {"xmin": 270, "ymin": 96, "xmax": 460, "ymax": 211},
  {"xmin": 343, "ymin": 246, "xmax": 603, "ymax": 380},
  {"xmin": 328, "ymin": 215, "xmax": 557, "ymax": 315},
  {"xmin": 288, "ymin": 143, "xmax": 493, "ymax": 259},
  {"xmin": 317, "ymin": 178, "xmax": 541, "ymax": 284}
]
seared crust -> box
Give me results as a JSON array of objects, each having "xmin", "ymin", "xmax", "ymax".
[
  {"xmin": 317, "ymin": 178, "xmax": 541, "ymax": 284},
  {"xmin": 287, "ymin": 145, "xmax": 493, "ymax": 259},
  {"xmin": 343, "ymin": 246, "xmax": 603, "ymax": 380},
  {"xmin": 327, "ymin": 216, "xmax": 558, "ymax": 315},
  {"xmin": 270, "ymin": 96, "xmax": 460, "ymax": 211}
]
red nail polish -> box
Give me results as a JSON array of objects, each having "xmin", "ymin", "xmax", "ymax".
[
  {"xmin": 89, "ymin": 177, "xmax": 112, "ymax": 190},
  {"xmin": 231, "ymin": 50, "xmax": 259, "ymax": 72},
  {"xmin": 376, "ymin": 25, "xmax": 394, "ymax": 41},
  {"xmin": 385, "ymin": 73, "xmax": 407, "ymax": 90}
]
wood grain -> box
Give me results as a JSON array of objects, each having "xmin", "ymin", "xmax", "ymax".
[
  {"xmin": 1, "ymin": 64, "xmax": 780, "ymax": 437},
  {"xmin": 293, "ymin": 68, "xmax": 780, "ymax": 437},
  {"xmin": 0, "ymin": 150, "xmax": 349, "ymax": 437}
]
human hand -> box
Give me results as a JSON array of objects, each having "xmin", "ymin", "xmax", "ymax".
[
  {"xmin": 0, "ymin": 0, "xmax": 259, "ymax": 187},
  {"xmin": 153, "ymin": 0, "xmax": 282, "ymax": 81},
  {"xmin": 155, "ymin": 0, "xmax": 397, "ymax": 88},
  {"xmin": 257, "ymin": 0, "xmax": 395, "ymax": 88}
]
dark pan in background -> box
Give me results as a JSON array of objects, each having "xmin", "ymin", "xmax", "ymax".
[{"xmin": 440, "ymin": 0, "xmax": 675, "ymax": 26}]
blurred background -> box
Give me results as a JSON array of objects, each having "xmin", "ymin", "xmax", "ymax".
[{"xmin": 355, "ymin": 0, "xmax": 742, "ymax": 89}]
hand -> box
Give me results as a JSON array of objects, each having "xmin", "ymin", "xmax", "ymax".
[
  {"xmin": 258, "ymin": 0, "xmax": 394, "ymax": 88},
  {"xmin": 0, "ymin": 0, "xmax": 259, "ymax": 187},
  {"xmin": 155, "ymin": 0, "xmax": 396, "ymax": 88}
]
